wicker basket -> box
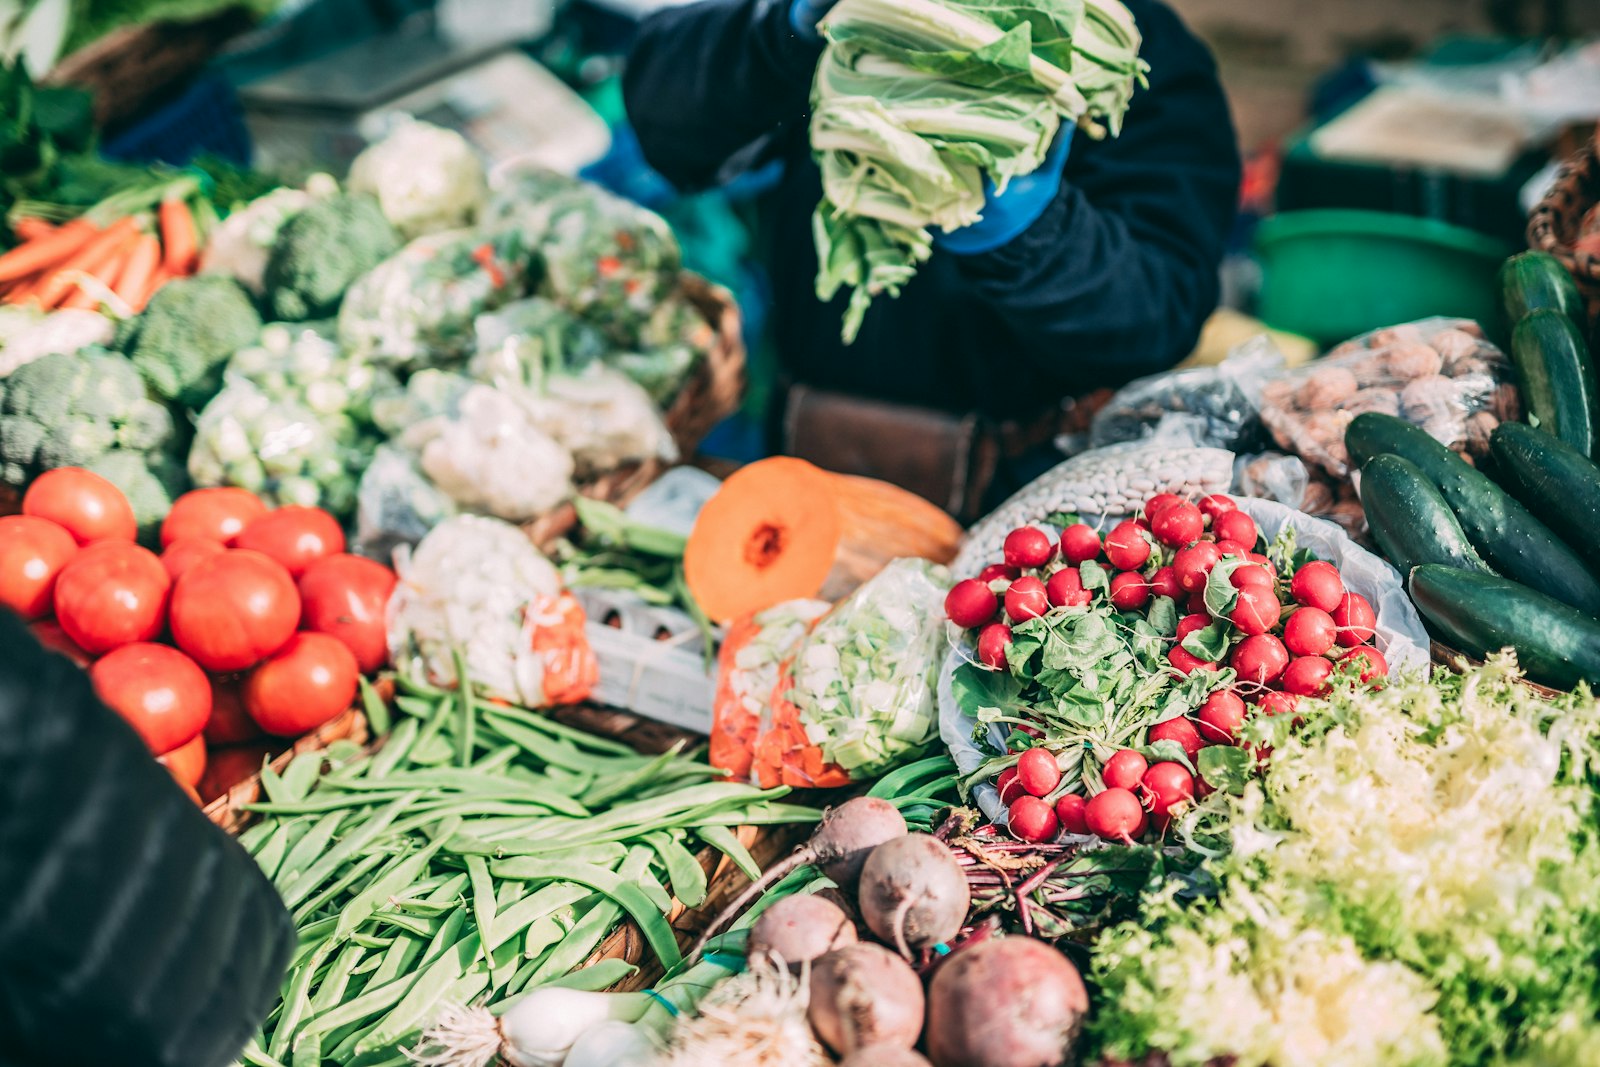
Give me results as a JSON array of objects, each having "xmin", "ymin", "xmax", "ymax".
[
  {"xmin": 1428, "ymin": 640, "xmax": 1565, "ymax": 700},
  {"xmin": 202, "ymin": 705, "xmax": 372, "ymax": 833},
  {"xmin": 1527, "ymin": 129, "xmax": 1600, "ymax": 329}
]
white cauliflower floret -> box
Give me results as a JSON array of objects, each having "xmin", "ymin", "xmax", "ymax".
[
  {"xmin": 525, "ymin": 364, "xmax": 678, "ymax": 476},
  {"xmin": 406, "ymin": 383, "xmax": 573, "ymax": 521},
  {"xmin": 348, "ymin": 117, "xmax": 487, "ymax": 239},
  {"xmin": 0, "ymin": 306, "xmax": 114, "ymax": 377}
]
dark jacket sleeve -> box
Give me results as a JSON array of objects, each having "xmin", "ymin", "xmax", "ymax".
[
  {"xmin": 623, "ymin": 0, "xmax": 820, "ymax": 190},
  {"xmin": 956, "ymin": 0, "xmax": 1241, "ymax": 382},
  {"xmin": 0, "ymin": 613, "xmax": 292, "ymax": 1067}
]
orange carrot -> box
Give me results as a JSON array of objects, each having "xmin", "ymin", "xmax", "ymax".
[
  {"xmin": 158, "ymin": 197, "xmax": 198, "ymax": 274},
  {"xmin": 0, "ymin": 219, "xmax": 99, "ymax": 284},
  {"xmin": 135, "ymin": 263, "xmax": 175, "ymax": 312},
  {"xmin": 114, "ymin": 233, "xmax": 162, "ymax": 310},
  {"xmin": 34, "ymin": 217, "xmax": 141, "ymax": 309},
  {"xmin": 12, "ymin": 217, "xmax": 58, "ymax": 242}
]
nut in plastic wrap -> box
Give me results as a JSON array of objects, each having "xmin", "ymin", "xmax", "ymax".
[
  {"xmin": 1090, "ymin": 334, "xmax": 1283, "ymax": 452},
  {"xmin": 1258, "ymin": 317, "xmax": 1518, "ymax": 478}
]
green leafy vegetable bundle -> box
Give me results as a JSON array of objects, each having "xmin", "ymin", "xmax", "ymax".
[{"xmin": 811, "ymin": 0, "xmax": 1147, "ymax": 342}]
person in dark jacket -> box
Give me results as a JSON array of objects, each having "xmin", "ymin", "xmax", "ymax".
[{"xmin": 624, "ymin": 0, "xmax": 1241, "ymax": 506}]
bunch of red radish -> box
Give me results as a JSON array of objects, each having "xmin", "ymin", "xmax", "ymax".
[{"xmin": 944, "ymin": 491, "xmax": 1388, "ymax": 846}]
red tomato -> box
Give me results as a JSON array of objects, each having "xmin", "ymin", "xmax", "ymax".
[
  {"xmin": 53, "ymin": 542, "xmax": 170, "ymax": 654},
  {"xmin": 161, "ymin": 537, "xmax": 226, "ymax": 582},
  {"xmin": 90, "ymin": 643, "xmax": 212, "ymax": 753},
  {"xmin": 170, "ymin": 550, "xmax": 300, "ymax": 672},
  {"xmin": 157, "ymin": 732, "xmax": 208, "ymax": 788},
  {"xmin": 161, "ymin": 488, "xmax": 268, "ymax": 547},
  {"xmin": 203, "ymin": 674, "xmax": 264, "ymax": 745},
  {"xmin": 297, "ymin": 554, "xmax": 396, "ymax": 674},
  {"xmin": 0, "ymin": 514, "xmax": 77, "ymax": 619},
  {"xmin": 244, "ymin": 632, "xmax": 359, "ymax": 736},
  {"xmin": 22, "ymin": 467, "xmax": 136, "ymax": 544},
  {"xmin": 30, "ymin": 619, "xmax": 91, "ymax": 666},
  {"xmin": 200, "ymin": 743, "xmax": 275, "ymax": 802},
  {"xmin": 235, "ymin": 506, "xmax": 346, "ymax": 578}
]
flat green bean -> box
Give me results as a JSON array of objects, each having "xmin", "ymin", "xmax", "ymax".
[
  {"xmin": 546, "ymin": 958, "xmax": 638, "ymax": 992},
  {"xmin": 484, "ymin": 883, "xmax": 590, "ymax": 953},
  {"xmin": 355, "ymin": 932, "xmax": 482, "ymax": 1054},
  {"xmin": 279, "ymin": 792, "xmax": 421, "ymax": 908},
  {"xmin": 292, "ymin": 852, "xmax": 388, "ymax": 927},
  {"xmin": 452, "ymin": 649, "xmax": 476, "ymax": 768},
  {"xmin": 696, "ymin": 824, "xmax": 761, "ymax": 882},
  {"xmin": 646, "ymin": 831, "xmax": 708, "ymax": 909},
  {"xmin": 364, "ymin": 717, "xmax": 418, "ymax": 779},
  {"xmin": 274, "ymin": 811, "xmax": 343, "ymax": 892},
  {"xmin": 359, "ymin": 676, "xmax": 392, "ymax": 736}
]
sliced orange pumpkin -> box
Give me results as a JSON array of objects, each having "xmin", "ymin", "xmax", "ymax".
[{"xmin": 685, "ymin": 457, "xmax": 843, "ymax": 623}]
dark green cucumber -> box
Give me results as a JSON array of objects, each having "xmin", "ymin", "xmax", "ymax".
[
  {"xmin": 1358, "ymin": 453, "xmax": 1490, "ymax": 577},
  {"xmin": 1346, "ymin": 412, "xmax": 1600, "ymax": 614},
  {"xmin": 1509, "ymin": 309, "xmax": 1600, "ymax": 458},
  {"xmin": 1499, "ymin": 251, "xmax": 1586, "ymax": 327},
  {"xmin": 1490, "ymin": 420, "xmax": 1600, "ymax": 574},
  {"xmin": 1410, "ymin": 565, "xmax": 1600, "ymax": 690}
]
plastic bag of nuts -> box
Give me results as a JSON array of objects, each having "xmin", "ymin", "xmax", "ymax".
[{"xmin": 1257, "ymin": 317, "xmax": 1519, "ymax": 477}]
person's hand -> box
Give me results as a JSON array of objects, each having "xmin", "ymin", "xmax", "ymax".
[
  {"xmin": 933, "ymin": 129, "xmax": 1073, "ymax": 255},
  {"xmin": 789, "ymin": 0, "xmax": 838, "ymax": 40}
]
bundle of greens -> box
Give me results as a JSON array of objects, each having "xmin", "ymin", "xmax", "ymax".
[{"xmin": 811, "ymin": 0, "xmax": 1146, "ymax": 341}]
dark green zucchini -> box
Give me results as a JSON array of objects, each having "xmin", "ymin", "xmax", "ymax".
[
  {"xmin": 1490, "ymin": 420, "xmax": 1600, "ymax": 574},
  {"xmin": 1499, "ymin": 251, "xmax": 1586, "ymax": 327},
  {"xmin": 1346, "ymin": 412, "xmax": 1600, "ymax": 614},
  {"xmin": 1509, "ymin": 309, "xmax": 1600, "ymax": 458},
  {"xmin": 1410, "ymin": 565, "xmax": 1600, "ymax": 690},
  {"xmin": 1358, "ymin": 453, "xmax": 1490, "ymax": 577}
]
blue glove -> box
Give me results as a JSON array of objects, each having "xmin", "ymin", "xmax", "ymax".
[
  {"xmin": 933, "ymin": 129, "xmax": 1073, "ymax": 255},
  {"xmin": 789, "ymin": 0, "xmax": 836, "ymax": 40}
]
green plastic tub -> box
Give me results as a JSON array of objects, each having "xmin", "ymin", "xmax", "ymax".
[{"xmin": 1254, "ymin": 209, "xmax": 1514, "ymax": 347}]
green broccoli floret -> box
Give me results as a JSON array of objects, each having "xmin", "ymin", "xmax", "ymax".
[
  {"xmin": 87, "ymin": 451, "xmax": 187, "ymax": 545},
  {"xmin": 0, "ymin": 347, "xmax": 177, "ymax": 488},
  {"xmin": 263, "ymin": 192, "xmax": 400, "ymax": 322},
  {"xmin": 116, "ymin": 275, "xmax": 262, "ymax": 408}
]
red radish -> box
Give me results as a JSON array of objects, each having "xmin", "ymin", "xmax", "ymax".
[
  {"xmin": 1151, "ymin": 503, "xmax": 1203, "ymax": 548},
  {"xmin": 1173, "ymin": 541, "xmax": 1222, "ymax": 591},
  {"xmin": 1046, "ymin": 569, "xmax": 1091, "ymax": 608},
  {"xmin": 1290, "ymin": 560, "xmax": 1344, "ymax": 612},
  {"xmin": 1332, "ymin": 593, "xmax": 1376, "ymax": 647},
  {"xmin": 859, "ymin": 834, "xmax": 970, "ymax": 955},
  {"xmin": 1176, "ymin": 612, "xmax": 1211, "ymax": 641},
  {"xmin": 1283, "ymin": 655, "xmax": 1334, "ymax": 696},
  {"xmin": 1198, "ymin": 494, "xmax": 1236, "ymax": 521},
  {"xmin": 1085, "ymin": 788, "xmax": 1147, "ymax": 843},
  {"xmin": 1004, "ymin": 527, "xmax": 1055, "ymax": 569},
  {"xmin": 1017, "ymin": 747, "xmax": 1062, "ymax": 797},
  {"xmin": 1104, "ymin": 521, "xmax": 1151, "ymax": 571},
  {"xmin": 1148, "ymin": 716, "xmax": 1203, "ymax": 762},
  {"xmin": 978, "ymin": 563, "xmax": 1020, "ymax": 584},
  {"xmin": 1247, "ymin": 552, "xmax": 1277, "ymax": 577},
  {"xmin": 1339, "ymin": 645, "xmax": 1389, "ymax": 682},
  {"xmin": 1214, "ymin": 539, "xmax": 1249, "ymax": 558},
  {"xmin": 996, "ymin": 766, "xmax": 1026, "ymax": 805},
  {"xmin": 1144, "ymin": 493, "xmax": 1183, "ymax": 519},
  {"xmin": 1229, "ymin": 585, "xmax": 1281, "ymax": 637},
  {"xmin": 1283, "ymin": 607, "xmax": 1337, "ymax": 656},
  {"xmin": 1255, "ymin": 690, "xmax": 1298, "ymax": 717},
  {"xmin": 1231, "ymin": 634, "xmax": 1289, "ymax": 685},
  {"xmin": 1109, "ymin": 571, "xmax": 1150, "ymax": 611},
  {"xmin": 1102, "ymin": 749, "xmax": 1148, "ymax": 790},
  {"xmin": 1212, "ymin": 510, "xmax": 1258, "ymax": 549},
  {"xmin": 978, "ymin": 623, "xmax": 1013, "ymax": 669},
  {"xmin": 1059, "ymin": 524, "xmax": 1102, "ymax": 564},
  {"xmin": 1194, "ymin": 772, "xmax": 1216, "ymax": 798},
  {"xmin": 1186, "ymin": 588, "xmax": 1210, "ymax": 615},
  {"xmin": 1169, "ymin": 646, "xmax": 1216, "ymax": 675},
  {"xmin": 1196, "ymin": 689, "xmax": 1247, "ymax": 743},
  {"xmin": 1055, "ymin": 794, "xmax": 1089, "ymax": 835},
  {"xmin": 1008, "ymin": 795, "xmax": 1060, "ymax": 843},
  {"xmin": 1005, "ymin": 577, "xmax": 1049, "ymax": 622},
  {"xmin": 1229, "ymin": 564, "xmax": 1274, "ymax": 590},
  {"xmin": 1148, "ymin": 566, "xmax": 1181, "ymax": 600},
  {"xmin": 1141, "ymin": 761, "xmax": 1195, "ymax": 822},
  {"xmin": 945, "ymin": 579, "xmax": 998, "ymax": 628}
]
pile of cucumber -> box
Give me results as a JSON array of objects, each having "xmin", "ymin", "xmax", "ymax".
[{"xmin": 1348, "ymin": 253, "xmax": 1600, "ymax": 691}]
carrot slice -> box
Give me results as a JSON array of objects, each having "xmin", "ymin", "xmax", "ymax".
[
  {"xmin": 159, "ymin": 197, "xmax": 199, "ymax": 274},
  {"xmin": 0, "ymin": 218, "xmax": 98, "ymax": 284},
  {"xmin": 684, "ymin": 457, "xmax": 843, "ymax": 623}
]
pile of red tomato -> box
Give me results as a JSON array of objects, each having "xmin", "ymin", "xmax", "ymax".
[
  {"xmin": 0, "ymin": 468, "xmax": 395, "ymax": 803},
  {"xmin": 944, "ymin": 491, "xmax": 1389, "ymax": 846}
]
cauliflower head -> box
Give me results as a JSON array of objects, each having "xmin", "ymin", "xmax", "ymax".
[{"xmin": 348, "ymin": 117, "xmax": 488, "ymax": 239}]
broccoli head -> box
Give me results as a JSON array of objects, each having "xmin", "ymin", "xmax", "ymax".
[
  {"xmin": 0, "ymin": 347, "xmax": 177, "ymax": 487},
  {"xmin": 116, "ymin": 275, "xmax": 262, "ymax": 409},
  {"xmin": 87, "ymin": 450, "xmax": 187, "ymax": 545},
  {"xmin": 263, "ymin": 192, "xmax": 400, "ymax": 322}
]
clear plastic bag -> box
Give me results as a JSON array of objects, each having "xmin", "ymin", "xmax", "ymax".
[
  {"xmin": 1233, "ymin": 452, "xmax": 1310, "ymax": 510},
  {"xmin": 1257, "ymin": 317, "xmax": 1518, "ymax": 478},
  {"xmin": 354, "ymin": 444, "xmax": 459, "ymax": 561},
  {"xmin": 1090, "ymin": 335, "xmax": 1284, "ymax": 451},
  {"xmin": 710, "ymin": 599, "xmax": 833, "ymax": 783},
  {"xmin": 467, "ymin": 296, "xmax": 608, "ymax": 388}
]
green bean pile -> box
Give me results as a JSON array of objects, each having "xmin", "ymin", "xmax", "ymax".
[{"xmin": 236, "ymin": 673, "xmax": 818, "ymax": 1067}]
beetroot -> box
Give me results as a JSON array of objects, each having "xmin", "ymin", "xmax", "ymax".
[
  {"xmin": 748, "ymin": 893, "xmax": 857, "ymax": 969},
  {"xmin": 945, "ymin": 579, "xmax": 999, "ymax": 629},
  {"xmin": 809, "ymin": 943, "xmax": 926, "ymax": 1055},
  {"xmin": 925, "ymin": 937, "xmax": 1089, "ymax": 1067},
  {"xmin": 1290, "ymin": 560, "xmax": 1344, "ymax": 613},
  {"xmin": 978, "ymin": 623, "xmax": 1014, "ymax": 670},
  {"xmin": 859, "ymin": 834, "xmax": 971, "ymax": 956}
]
